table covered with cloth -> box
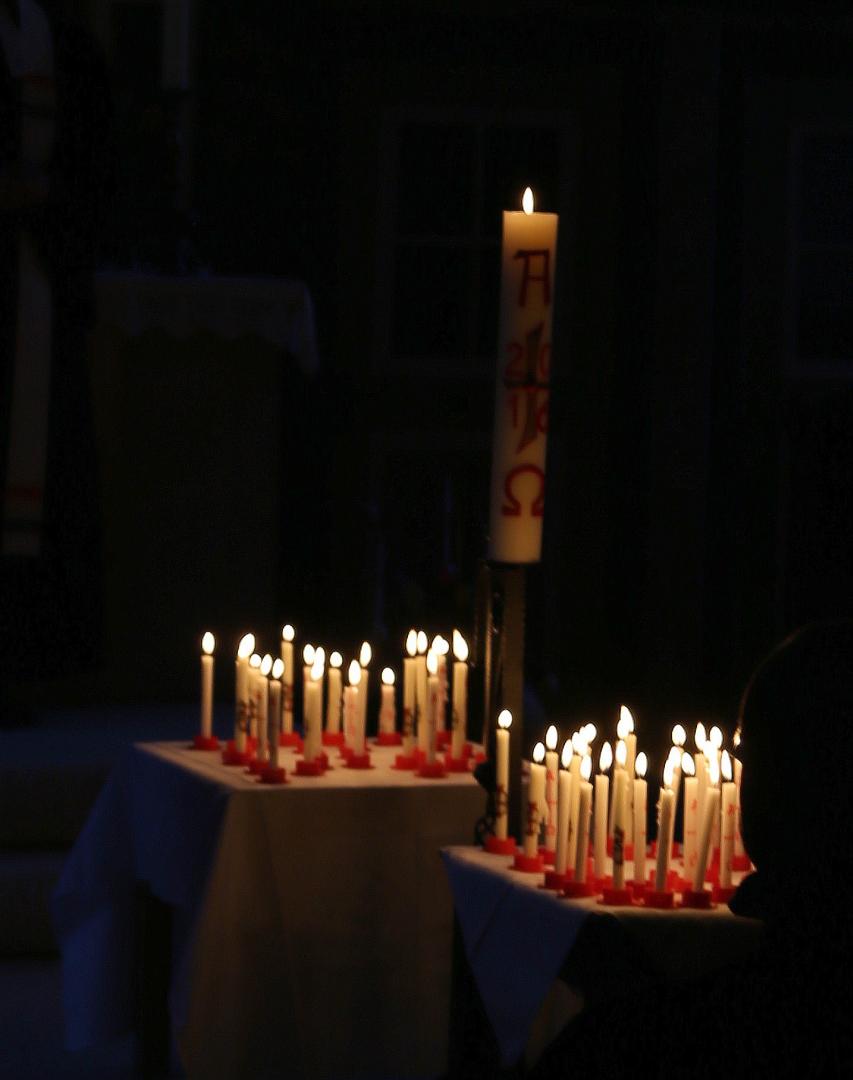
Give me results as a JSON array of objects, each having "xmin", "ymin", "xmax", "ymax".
[
  {"xmin": 52, "ymin": 741, "xmax": 484, "ymax": 1078},
  {"xmin": 441, "ymin": 846, "xmax": 763, "ymax": 1070}
]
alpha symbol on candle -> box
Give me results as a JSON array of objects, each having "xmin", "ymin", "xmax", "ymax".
[{"xmin": 514, "ymin": 248, "xmax": 552, "ymax": 307}]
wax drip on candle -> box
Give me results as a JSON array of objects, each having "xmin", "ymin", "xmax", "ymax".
[
  {"xmin": 282, "ymin": 624, "xmax": 295, "ymax": 643},
  {"xmin": 453, "ymin": 630, "xmax": 468, "ymax": 662},
  {"xmin": 238, "ymin": 634, "xmax": 255, "ymax": 659}
]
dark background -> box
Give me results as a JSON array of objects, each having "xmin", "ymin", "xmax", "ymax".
[{"xmin": 28, "ymin": 1, "xmax": 853, "ymax": 737}]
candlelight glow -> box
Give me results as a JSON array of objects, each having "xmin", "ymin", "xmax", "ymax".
[
  {"xmin": 561, "ymin": 740, "xmax": 573, "ymax": 768},
  {"xmin": 682, "ymin": 751, "xmax": 695, "ymax": 775},
  {"xmin": 260, "ymin": 653, "xmax": 273, "ymax": 677},
  {"xmin": 572, "ymin": 730, "xmax": 587, "ymax": 754},
  {"xmin": 426, "ymin": 650, "xmax": 438, "ymax": 676},
  {"xmin": 452, "ymin": 630, "xmax": 469, "ymax": 662},
  {"xmin": 348, "ymin": 660, "xmax": 361, "ymax": 686},
  {"xmin": 581, "ymin": 755, "xmax": 592, "ymax": 782},
  {"xmin": 672, "ymin": 723, "xmax": 686, "ymax": 747},
  {"xmin": 282, "ymin": 624, "xmax": 295, "ymax": 643},
  {"xmin": 272, "ymin": 658, "xmax": 284, "ymax": 679},
  {"xmin": 709, "ymin": 756, "xmax": 720, "ymax": 786},
  {"xmin": 202, "ymin": 632, "xmax": 215, "ymax": 655},
  {"xmin": 733, "ymin": 728, "xmax": 741, "ymax": 748},
  {"xmin": 533, "ymin": 742, "xmax": 545, "ymax": 765},
  {"xmin": 599, "ymin": 741, "xmax": 613, "ymax": 772},
  {"xmin": 663, "ymin": 758, "xmax": 675, "ymax": 788},
  {"xmin": 310, "ymin": 658, "xmax": 323, "ymax": 681},
  {"xmin": 498, "ymin": 709, "xmax": 512, "ymax": 730},
  {"xmin": 618, "ymin": 705, "xmax": 634, "ymax": 737},
  {"xmin": 406, "ymin": 629, "xmax": 417, "ymax": 657},
  {"xmin": 545, "ymin": 724, "xmax": 558, "ymax": 751},
  {"xmin": 522, "ymin": 186, "xmax": 534, "ymax": 214},
  {"xmin": 314, "ymin": 646, "xmax": 325, "ymax": 668},
  {"xmin": 615, "ymin": 739, "xmax": 627, "ymax": 767},
  {"xmin": 249, "ymin": 653, "xmax": 261, "ymax": 670},
  {"xmin": 381, "ymin": 667, "xmax": 395, "ymax": 686},
  {"xmin": 721, "ymin": 750, "xmax": 732, "ymax": 782},
  {"xmin": 710, "ymin": 725, "xmax": 723, "ymax": 750},
  {"xmin": 432, "ymin": 634, "xmax": 449, "ymax": 656},
  {"xmin": 359, "ymin": 641, "xmax": 372, "ymax": 667},
  {"xmin": 238, "ymin": 633, "xmax": 255, "ymax": 659},
  {"xmin": 330, "ymin": 651, "xmax": 342, "ymax": 668},
  {"xmin": 303, "ymin": 644, "xmax": 315, "ymax": 666},
  {"xmin": 583, "ymin": 722, "xmax": 597, "ymax": 743},
  {"xmin": 695, "ymin": 722, "xmax": 707, "ymax": 749},
  {"xmin": 635, "ymin": 752, "xmax": 648, "ymax": 779},
  {"xmin": 416, "ymin": 630, "xmax": 428, "ymax": 655}
]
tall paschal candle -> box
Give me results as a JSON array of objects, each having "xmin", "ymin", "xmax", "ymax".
[{"xmin": 488, "ymin": 186, "xmax": 558, "ymax": 564}]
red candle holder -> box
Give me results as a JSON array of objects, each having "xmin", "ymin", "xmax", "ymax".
[
  {"xmin": 417, "ymin": 760, "xmax": 447, "ymax": 779},
  {"xmin": 375, "ymin": 731, "xmax": 402, "ymax": 746},
  {"xmin": 538, "ymin": 846, "xmax": 556, "ymax": 866},
  {"xmin": 643, "ymin": 889, "xmax": 675, "ymax": 909},
  {"xmin": 322, "ymin": 731, "xmax": 345, "ymax": 747},
  {"xmin": 247, "ymin": 757, "xmax": 268, "ymax": 775},
  {"xmin": 595, "ymin": 874, "xmax": 613, "ymax": 891},
  {"xmin": 712, "ymin": 883, "xmax": 737, "ymax": 904},
  {"xmin": 513, "ymin": 851, "xmax": 544, "ymax": 873},
  {"xmin": 680, "ymin": 888, "xmax": 714, "ymax": 909},
  {"xmin": 346, "ymin": 751, "xmax": 373, "ymax": 769},
  {"xmin": 600, "ymin": 886, "xmax": 633, "ymax": 907},
  {"xmin": 393, "ymin": 752, "xmax": 418, "ymax": 770},
  {"xmin": 221, "ymin": 741, "xmax": 251, "ymax": 766},
  {"xmin": 294, "ymin": 758, "xmax": 324, "ymax": 777},
  {"xmin": 562, "ymin": 879, "xmax": 595, "ymax": 898},
  {"xmin": 484, "ymin": 835, "xmax": 517, "ymax": 856},
  {"xmin": 541, "ymin": 869, "xmax": 571, "ymax": 891},
  {"xmin": 732, "ymin": 853, "xmax": 752, "ymax": 872},
  {"xmin": 472, "ymin": 751, "xmax": 486, "ymax": 764},
  {"xmin": 648, "ymin": 868, "xmax": 682, "ymax": 892},
  {"xmin": 444, "ymin": 753, "xmax": 470, "ymax": 772},
  {"xmin": 260, "ymin": 766, "xmax": 287, "ymax": 785},
  {"xmin": 192, "ymin": 734, "xmax": 220, "ymax": 751},
  {"xmin": 279, "ymin": 732, "xmax": 303, "ymax": 749},
  {"xmin": 631, "ymin": 879, "xmax": 647, "ymax": 898}
]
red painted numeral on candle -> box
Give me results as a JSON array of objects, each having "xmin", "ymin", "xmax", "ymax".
[{"xmin": 501, "ymin": 464, "xmax": 545, "ymax": 518}]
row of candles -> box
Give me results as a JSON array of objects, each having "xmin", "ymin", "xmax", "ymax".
[
  {"xmin": 490, "ymin": 707, "xmax": 747, "ymax": 905},
  {"xmin": 197, "ymin": 626, "xmax": 473, "ymax": 776}
]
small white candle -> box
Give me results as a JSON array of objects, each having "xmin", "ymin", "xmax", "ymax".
[
  {"xmin": 574, "ymin": 755, "xmax": 593, "ymax": 883},
  {"xmin": 544, "ymin": 725, "xmax": 559, "ymax": 854},
  {"xmin": 403, "ymin": 631, "xmax": 417, "ymax": 754},
  {"xmin": 345, "ymin": 661, "xmax": 364, "ymax": 754},
  {"xmin": 693, "ymin": 756, "xmax": 721, "ymax": 891},
  {"xmin": 432, "ymin": 634, "xmax": 449, "ymax": 733},
  {"xmin": 234, "ymin": 633, "xmax": 255, "ymax": 752},
  {"xmin": 611, "ymin": 755, "xmax": 628, "ymax": 890},
  {"xmin": 554, "ymin": 741, "xmax": 573, "ymax": 875},
  {"xmin": 567, "ymin": 732, "xmax": 584, "ymax": 869},
  {"xmin": 200, "ymin": 631, "xmax": 215, "ymax": 739},
  {"xmin": 451, "ymin": 630, "xmax": 469, "ymax": 759},
  {"xmin": 681, "ymin": 752, "xmax": 699, "ymax": 878},
  {"xmin": 425, "ymin": 649, "xmax": 440, "ymax": 763},
  {"xmin": 257, "ymin": 653, "xmax": 272, "ymax": 763},
  {"xmin": 618, "ymin": 707, "xmax": 636, "ymax": 844},
  {"xmin": 719, "ymin": 750, "xmax": 737, "ymax": 888},
  {"xmin": 415, "ymin": 631, "xmax": 428, "ymax": 753},
  {"xmin": 694, "ymin": 722, "xmax": 708, "ymax": 823},
  {"xmin": 593, "ymin": 741, "xmax": 612, "ymax": 880},
  {"xmin": 495, "ymin": 710, "xmax": 512, "ymax": 840},
  {"xmin": 326, "ymin": 652, "xmax": 343, "ymax": 734},
  {"xmin": 733, "ymin": 748, "xmax": 745, "ymax": 859},
  {"xmin": 709, "ymin": 726, "xmax": 724, "ymax": 850},
  {"xmin": 654, "ymin": 759, "xmax": 676, "ymax": 891},
  {"xmin": 268, "ymin": 658, "xmax": 283, "ymax": 768},
  {"xmin": 666, "ymin": 745, "xmax": 683, "ymax": 867},
  {"xmin": 302, "ymin": 643, "xmax": 316, "ymax": 732},
  {"xmin": 248, "ymin": 653, "xmax": 262, "ymax": 741},
  {"xmin": 304, "ymin": 657, "xmax": 323, "ymax": 762},
  {"xmin": 379, "ymin": 668, "xmax": 396, "ymax": 734},
  {"xmin": 633, "ymin": 752, "xmax": 648, "ymax": 885},
  {"xmin": 524, "ymin": 742, "xmax": 546, "ymax": 859},
  {"xmin": 609, "ymin": 738, "xmax": 627, "ymax": 839},
  {"xmin": 280, "ymin": 624, "xmax": 295, "ymax": 734},
  {"xmin": 358, "ymin": 641, "xmax": 372, "ymax": 742}
]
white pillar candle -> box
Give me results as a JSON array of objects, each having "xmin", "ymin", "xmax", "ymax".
[
  {"xmin": 633, "ymin": 753, "xmax": 648, "ymax": 886},
  {"xmin": 358, "ymin": 641, "xmax": 371, "ymax": 742},
  {"xmin": 567, "ymin": 734, "xmax": 583, "ymax": 870},
  {"xmin": 618, "ymin": 706, "xmax": 636, "ymax": 844},
  {"xmin": 693, "ymin": 758, "xmax": 721, "ymax": 891},
  {"xmin": 345, "ymin": 660, "xmax": 363, "ymax": 754},
  {"xmin": 733, "ymin": 754, "xmax": 745, "ymax": 859},
  {"xmin": 694, "ymin": 722, "xmax": 708, "ymax": 823},
  {"xmin": 256, "ymin": 654, "xmax": 272, "ymax": 763},
  {"xmin": 543, "ymin": 725, "xmax": 559, "ymax": 854},
  {"xmin": 719, "ymin": 751, "xmax": 737, "ymax": 888},
  {"xmin": 574, "ymin": 755, "xmax": 593, "ymax": 883},
  {"xmin": 415, "ymin": 631, "xmax": 428, "ymax": 753},
  {"xmin": 304, "ymin": 658, "xmax": 323, "ymax": 762},
  {"xmin": 609, "ymin": 739, "xmax": 627, "ymax": 838},
  {"xmin": 425, "ymin": 650, "xmax": 440, "ymax": 764},
  {"xmin": 593, "ymin": 741, "xmax": 612, "ymax": 880},
  {"xmin": 709, "ymin": 726, "xmax": 724, "ymax": 851},
  {"xmin": 654, "ymin": 775, "xmax": 675, "ymax": 892},
  {"xmin": 200, "ymin": 632, "xmax": 215, "ymax": 739},
  {"xmin": 667, "ymin": 749, "xmax": 683, "ymax": 866},
  {"xmin": 403, "ymin": 635, "xmax": 417, "ymax": 754},
  {"xmin": 432, "ymin": 635, "xmax": 449, "ymax": 733},
  {"xmin": 451, "ymin": 630, "xmax": 469, "ymax": 759},
  {"xmin": 682, "ymin": 753, "xmax": 699, "ymax": 879},
  {"xmin": 248, "ymin": 654, "xmax": 262, "ymax": 740},
  {"xmin": 495, "ymin": 710, "xmax": 511, "ymax": 840},
  {"xmin": 554, "ymin": 741, "xmax": 573, "ymax": 875},
  {"xmin": 326, "ymin": 652, "xmax": 343, "ymax": 734},
  {"xmin": 611, "ymin": 767, "xmax": 628, "ymax": 890},
  {"xmin": 234, "ymin": 633, "xmax": 254, "ymax": 752},
  {"xmin": 302, "ymin": 643, "xmax": 315, "ymax": 733},
  {"xmin": 488, "ymin": 186, "xmax": 559, "ymax": 565},
  {"xmin": 524, "ymin": 743, "xmax": 546, "ymax": 858},
  {"xmin": 268, "ymin": 659, "xmax": 283, "ymax": 768},
  {"xmin": 379, "ymin": 667, "xmax": 396, "ymax": 735},
  {"xmin": 280, "ymin": 625, "xmax": 295, "ymax": 734}
]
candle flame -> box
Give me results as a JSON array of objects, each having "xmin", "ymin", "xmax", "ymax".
[
  {"xmin": 431, "ymin": 634, "xmax": 449, "ymax": 656},
  {"xmin": 721, "ymin": 750, "xmax": 732, "ymax": 782},
  {"xmin": 545, "ymin": 724, "xmax": 558, "ymax": 751},
  {"xmin": 249, "ymin": 653, "xmax": 261, "ymax": 670},
  {"xmin": 581, "ymin": 755, "xmax": 592, "ymax": 782},
  {"xmin": 615, "ymin": 739, "xmax": 627, "ymax": 767},
  {"xmin": 672, "ymin": 723, "xmax": 686, "ymax": 747},
  {"xmin": 682, "ymin": 751, "xmax": 695, "ymax": 775},
  {"xmin": 310, "ymin": 658, "xmax": 324, "ymax": 682},
  {"xmin": 330, "ymin": 651, "xmax": 342, "ymax": 668},
  {"xmin": 416, "ymin": 630, "xmax": 428, "ymax": 655},
  {"xmin": 260, "ymin": 653, "xmax": 273, "ymax": 677},
  {"xmin": 733, "ymin": 728, "xmax": 742, "ymax": 748},
  {"xmin": 359, "ymin": 641, "xmax": 372, "ymax": 667},
  {"xmin": 498, "ymin": 709, "xmax": 512, "ymax": 730},
  {"xmin": 381, "ymin": 666, "xmax": 395, "ymax": 686},
  {"xmin": 348, "ymin": 660, "xmax": 362, "ymax": 686},
  {"xmin": 618, "ymin": 705, "xmax": 634, "ymax": 737},
  {"xmin": 561, "ymin": 740, "xmax": 573, "ymax": 768},
  {"xmin": 238, "ymin": 633, "xmax": 255, "ymax": 659},
  {"xmin": 572, "ymin": 730, "xmax": 587, "ymax": 754},
  {"xmin": 272, "ymin": 658, "xmax": 284, "ymax": 679},
  {"xmin": 709, "ymin": 725, "xmax": 723, "ymax": 750},
  {"xmin": 709, "ymin": 755, "xmax": 720, "ymax": 786},
  {"xmin": 406, "ymin": 629, "xmax": 417, "ymax": 657},
  {"xmin": 533, "ymin": 742, "xmax": 545, "ymax": 764},
  {"xmin": 599, "ymin": 741, "xmax": 613, "ymax": 772},
  {"xmin": 426, "ymin": 649, "xmax": 438, "ymax": 677},
  {"xmin": 202, "ymin": 631, "xmax": 215, "ymax": 655},
  {"xmin": 663, "ymin": 758, "xmax": 675, "ymax": 788},
  {"xmin": 583, "ymin": 722, "xmax": 597, "ymax": 743},
  {"xmin": 314, "ymin": 646, "xmax": 325, "ymax": 669},
  {"xmin": 452, "ymin": 629, "xmax": 469, "ymax": 662},
  {"xmin": 302, "ymin": 643, "xmax": 315, "ymax": 666},
  {"xmin": 667, "ymin": 745, "xmax": 681, "ymax": 767},
  {"xmin": 635, "ymin": 752, "xmax": 648, "ymax": 779},
  {"xmin": 694, "ymin": 722, "xmax": 707, "ymax": 749},
  {"xmin": 522, "ymin": 186, "xmax": 534, "ymax": 214},
  {"xmin": 282, "ymin": 624, "xmax": 295, "ymax": 643}
]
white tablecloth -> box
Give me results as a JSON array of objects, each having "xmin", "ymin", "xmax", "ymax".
[
  {"xmin": 53, "ymin": 741, "xmax": 484, "ymax": 1078},
  {"xmin": 441, "ymin": 846, "xmax": 763, "ymax": 1067}
]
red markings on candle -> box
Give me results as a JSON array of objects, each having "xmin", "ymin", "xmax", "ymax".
[
  {"xmin": 501, "ymin": 464, "xmax": 545, "ymax": 518},
  {"xmin": 514, "ymin": 249, "xmax": 552, "ymax": 307}
]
